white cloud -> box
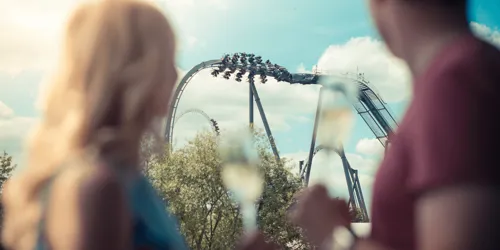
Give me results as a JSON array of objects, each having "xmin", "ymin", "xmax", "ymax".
[
  {"xmin": 356, "ymin": 138, "xmax": 383, "ymax": 156},
  {"xmin": 471, "ymin": 22, "xmax": 500, "ymax": 48},
  {"xmin": 316, "ymin": 37, "xmax": 412, "ymax": 103},
  {"xmin": 179, "ymin": 35, "xmax": 206, "ymax": 50},
  {"xmin": 312, "ymin": 23, "xmax": 500, "ymax": 105},
  {"xmin": 171, "ymin": 69, "xmax": 321, "ymax": 147},
  {"xmin": 0, "ymin": 0, "xmax": 82, "ymax": 74},
  {"xmin": 1, "ymin": 0, "xmax": 498, "ymax": 175},
  {"xmin": 283, "ymin": 149, "xmax": 380, "ymax": 206},
  {"xmin": 296, "ymin": 63, "xmax": 309, "ymax": 73},
  {"xmin": 167, "ymin": 22, "xmax": 500, "ymax": 148},
  {"xmin": 0, "ymin": 116, "xmax": 35, "ymax": 143},
  {"xmin": 0, "ymin": 101, "xmax": 14, "ymax": 118},
  {"xmin": 0, "ymin": 109, "xmax": 36, "ymax": 163},
  {"xmin": 0, "ymin": 0, "xmax": 224, "ymax": 74}
]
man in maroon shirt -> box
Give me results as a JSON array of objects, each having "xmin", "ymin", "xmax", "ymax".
[{"xmin": 292, "ymin": 0, "xmax": 500, "ymax": 250}]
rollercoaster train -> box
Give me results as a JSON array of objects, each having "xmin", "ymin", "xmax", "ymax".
[{"xmin": 165, "ymin": 52, "xmax": 399, "ymax": 222}]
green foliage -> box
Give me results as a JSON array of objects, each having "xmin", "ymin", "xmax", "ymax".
[
  {"xmin": 147, "ymin": 130, "xmax": 308, "ymax": 249},
  {"xmin": 349, "ymin": 206, "xmax": 366, "ymax": 223},
  {"xmin": 0, "ymin": 151, "xmax": 16, "ymax": 228},
  {"xmin": 0, "ymin": 151, "xmax": 16, "ymax": 192}
]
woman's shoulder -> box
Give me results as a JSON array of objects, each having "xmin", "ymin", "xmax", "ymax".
[
  {"xmin": 51, "ymin": 161, "xmax": 124, "ymax": 197},
  {"xmin": 78, "ymin": 165, "xmax": 126, "ymax": 202},
  {"xmin": 45, "ymin": 161, "xmax": 132, "ymax": 249}
]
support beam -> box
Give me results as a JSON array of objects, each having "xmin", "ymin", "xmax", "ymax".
[
  {"xmin": 249, "ymin": 82, "xmax": 254, "ymax": 130},
  {"xmin": 249, "ymin": 82, "xmax": 280, "ymax": 163},
  {"xmin": 351, "ymin": 170, "xmax": 369, "ymax": 221},
  {"xmin": 355, "ymin": 181, "xmax": 369, "ymax": 221},
  {"xmin": 305, "ymin": 87, "xmax": 323, "ymax": 186},
  {"xmin": 354, "ymin": 173, "xmax": 369, "ymax": 220},
  {"xmin": 338, "ymin": 147, "xmax": 357, "ymax": 211},
  {"xmin": 299, "ymin": 160, "xmax": 304, "ymax": 182}
]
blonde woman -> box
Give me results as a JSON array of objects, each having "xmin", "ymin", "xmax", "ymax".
[{"xmin": 1, "ymin": 0, "xmax": 186, "ymax": 249}]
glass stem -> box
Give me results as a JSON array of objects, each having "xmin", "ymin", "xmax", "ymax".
[
  {"xmin": 241, "ymin": 202, "xmax": 257, "ymax": 233},
  {"xmin": 325, "ymin": 148, "xmax": 335, "ymax": 198}
]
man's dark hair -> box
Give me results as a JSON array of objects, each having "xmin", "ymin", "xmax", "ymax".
[
  {"xmin": 404, "ymin": 0, "xmax": 466, "ymax": 6},
  {"xmin": 435, "ymin": 0, "xmax": 466, "ymax": 5}
]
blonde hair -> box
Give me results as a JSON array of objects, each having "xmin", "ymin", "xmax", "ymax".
[{"xmin": 2, "ymin": 0, "xmax": 177, "ymax": 248}]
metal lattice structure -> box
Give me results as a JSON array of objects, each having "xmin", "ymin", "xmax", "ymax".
[
  {"xmin": 165, "ymin": 53, "xmax": 398, "ymax": 222},
  {"xmin": 299, "ymin": 145, "xmax": 369, "ymax": 221},
  {"xmin": 347, "ymin": 72, "xmax": 398, "ymax": 146}
]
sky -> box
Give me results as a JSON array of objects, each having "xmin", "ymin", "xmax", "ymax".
[{"xmin": 1, "ymin": 0, "xmax": 500, "ymax": 210}]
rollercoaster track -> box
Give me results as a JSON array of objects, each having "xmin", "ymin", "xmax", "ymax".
[
  {"xmin": 299, "ymin": 145, "xmax": 327, "ymax": 177},
  {"xmin": 165, "ymin": 57, "xmax": 397, "ymax": 147},
  {"xmin": 299, "ymin": 145, "xmax": 357, "ymax": 178},
  {"xmin": 299, "ymin": 144, "xmax": 370, "ymax": 220},
  {"xmin": 166, "ymin": 60, "xmax": 222, "ymax": 144},
  {"xmin": 164, "ymin": 53, "xmax": 397, "ymax": 222},
  {"xmin": 174, "ymin": 108, "xmax": 220, "ymax": 135}
]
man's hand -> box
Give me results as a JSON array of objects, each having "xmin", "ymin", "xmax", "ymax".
[
  {"xmin": 236, "ymin": 232, "xmax": 280, "ymax": 250},
  {"xmin": 289, "ymin": 184, "xmax": 351, "ymax": 246}
]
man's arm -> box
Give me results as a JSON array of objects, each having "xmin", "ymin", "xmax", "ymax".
[
  {"xmin": 357, "ymin": 66, "xmax": 500, "ymax": 250},
  {"xmin": 417, "ymin": 186, "xmax": 499, "ymax": 250},
  {"xmin": 408, "ymin": 65, "xmax": 499, "ymax": 250},
  {"xmin": 352, "ymin": 188, "xmax": 499, "ymax": 250}
]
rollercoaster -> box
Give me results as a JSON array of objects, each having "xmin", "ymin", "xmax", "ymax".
[
  {"xmin": 174, "ymin": 108, "xmax": 220, "ymax": 135},
  {"xmin": 165, "ymin": 53, "xmax": 398, "ymax": 222}
]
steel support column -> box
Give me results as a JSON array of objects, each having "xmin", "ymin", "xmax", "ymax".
[
  {"xmin": 299, "ymin": 160, "xmax": 304, "ymax": 176},
  {"xmin": 350, "ymin": 169, "xmax": 369, "ymax": 221},
  {"xmin": 354, "ymin": 173, "xmax": 369, "ymax": 221},
  {"xmin": 249, "ymin": 82, "xmax": 280, "ymax": 163},
  {"xmin": 338, "ymin": 147, "xmax": 357, "ymax": 211},
  {"xmin": 305, "ymin": 87, "xmax": 323, "ymax": 186},
  {"xmin": 249, "ymin": 81, "xmax": 254, "ymax": 129}
]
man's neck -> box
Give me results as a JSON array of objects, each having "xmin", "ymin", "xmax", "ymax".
[
  {"xmin": 394, "ymin": 5, "xmax": 471, "ymax": 77},
  {"xmin": 403, "ymin": 27, "xmax": 471, "ymax": 78}
]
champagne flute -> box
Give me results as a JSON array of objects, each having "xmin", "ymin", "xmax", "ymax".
[
  {"xmin": 316, "ymin": 75, "xmax": 359, "ymax": 198},
  {"xmin": 219, "ymin": 129, "xmax": 263, "ymax": 233}
]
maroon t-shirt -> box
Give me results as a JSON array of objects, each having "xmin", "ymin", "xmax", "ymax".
[{"xmin": 370, "ymin": 34, "xmax": 500, "ymax": 250}]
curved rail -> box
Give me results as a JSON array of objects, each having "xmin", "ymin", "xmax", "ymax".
[
  {"xmin": 299, "ymin": 145, "xmax": 326, "ymax": 178},
  {"xmin": 165, "ymin": 56, "xmax": 397, "ymax": 148},
  {"xmin": 165, "ymin": 54, "xmax": 395, "ymax": 223},
  {"xmin": 174, "ymin": 108, "xmax": 220, "ymax": 135},
  {"xmin": 166, "ymin": 60, "xmax": 222, "ymax": 144}
]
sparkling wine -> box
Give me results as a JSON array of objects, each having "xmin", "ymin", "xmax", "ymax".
[
  {"xmin": 219, "ymin": 130, "xmax": 263, "ymax": 232},
  {"xmin": 221, "ymin": 163, "xmax": 263, "ymax": 203},
  {"xmin": 318, "ymin": 107, "xmax": 354, "ymax": 151}
]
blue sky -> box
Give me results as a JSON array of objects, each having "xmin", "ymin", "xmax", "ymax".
[
  {"xmin": 1, "ymin": 0, "xmax": 500, "ymax": 207},
  {"xmin": 167, "ymin": 0, "xmax": 397, "ymax": 153},
  {"xmin": 157, "ymin": 0, "xmax": 500, "ymax": 203},
  {"xmin": 167, "ymin": 0, "xmax": 499, "ymax": 154}
]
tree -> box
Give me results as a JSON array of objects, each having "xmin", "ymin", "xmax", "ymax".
[
  {"xmin": 0, "ymin": 151, "xmax": 16, "ymax": 229},
  {"xmin": 147, "ymin": 130, "xmax": 308, "ymax": 249},
  {"xmin": 0, "ymin": 151, "xmax": 16, "ymax": 192},
  {"xmin": 140, "ymin": 133, "xmax": 164, "ymax": 178},
  {"xmin": 349, "ymin": 206, "xmax": 366, "ymax": 223}
]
